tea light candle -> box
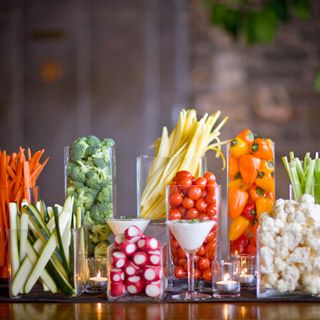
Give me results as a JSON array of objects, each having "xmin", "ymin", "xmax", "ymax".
[
  {"xmin": 240, "ymin": 273, "xmax": 254, "ymax": 285},
  {"xmin": 88, "ymin": 271, "xmax": 108, "ymax": 288},
  {"xmin": 216, "ymin": 273, "xmax": 238, "ymax": 292}
]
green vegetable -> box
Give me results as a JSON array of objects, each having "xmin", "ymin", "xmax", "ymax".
[
  {"xmin": 90, "ymin": 224, "xmax": 112, "ymax": 243},
  {"xmin": 282, "ymin": 152, "xmax": 320, "ymax": 203},
  {"xmin": 94, "ymin": 241, "xmax": 108, "ymax": 259}
]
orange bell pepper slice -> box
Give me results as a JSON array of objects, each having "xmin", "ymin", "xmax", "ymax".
[
  {"xmin": 229, "ymin": 215, "xmax": 250, "ymax": 241},
  {"xmin": 228, "ymin": 156, "xmax": 240, "ymax": 179},
  {"xmin": 256, "ymin": 171, "xmax": 275, "ymax": 193},
  {"xmin": 251, "ymin": 138, "xmax": 273, "ymax": 160},
  {"xmin": 229, "ymin": 138, "xmax": 249, "ymax": 159},
  {"xmin": 260, "ymin": 159, "xmax": 274, "ymax": 174},
  {"xmin": 228, "ymin": 186, "xmax": 249, "ymax": 219},
  {"xmin": 238, "ymin": 154, "xmax": 261, "ymax": 185},
  {"xmin": 237, "ymin": 129, "xmax": 255, "ymax": 145},
  {"xmin": 256, "ymin": 197, "xmax": 274, "ymax": 218},
  {"xmin": 249, "ymin": 185, "xmax": 266, "ymax": 202}
]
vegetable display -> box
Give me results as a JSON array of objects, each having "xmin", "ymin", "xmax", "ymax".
[
  {"xmin": 66, "ymin": 135, "xmax": 114, "ymax": 257},
  {"xmin": 228, "ymin": 129, "xmax": 275, "ymax": 256},
  {"xmin": 283, "ymin": 152, "xmax": 320, "ymax": 204},
  {"xmin": 168, "ymin": 170, "xmax": 219, "ymax": 282},
  {"xmin": 0, "ymin": 148, "xmax": 49, "ymax": 278},
  {"xmin": 9, "ymin": 196, "xmax": 82, "ymax": 297},
  {"xmin": 139, "ymin": 109, "xmax": 228, "ymax": 219},
  {"xmin": 108, "ymin": 225, "xmax": 163, "ymax": 299}
]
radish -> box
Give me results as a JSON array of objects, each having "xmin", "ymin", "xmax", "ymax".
[
  {"xmin": 142, "ymin": 266, "xmax": 161, "ymax": 281},
  {"xmin": 147, "ymin": 250, "xmax": 161, "ymax": 266},
  {"xmin": 137, "ymin": 237, "xmax": 159, "ymax": 251},
  {"xmin": 111, "ymin": 251, "xmax": 127, "ymax": 269},
  {"xmin": 110, "ymin": 269, "xmax": 125, "ymax": 282},
  {"xmin": 145, "ymin": 280, "xmax": 161, "ymax": 298},
  {"xmin": 124, "ymin": 261, "xmax": 140, "ymax": 277},
  {"xmin": 125, "ymin": 275, "xmax": 145, "ymax": 295},
  {"xmin": 133, "ymin": 251, "xmax": 148, "ymax": 267},
  {"xmin": 124, "ymin": 225, "xmax": 143, "ymax": 242},
  {"xmin": 110, "ymin": 281, "xmax": 125, "ymax": 297},
  {"xmin": 119, "ymin": 240, "xmax": 137, "ymax": 257},
  {"xmin": 114, "ymin": 234, "xmax": 125, "ymax": 246}
]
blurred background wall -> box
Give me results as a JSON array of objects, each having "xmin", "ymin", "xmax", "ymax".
[{"xmin": 0, "ymin": 0, "xmax": 320, "ymax": 215}]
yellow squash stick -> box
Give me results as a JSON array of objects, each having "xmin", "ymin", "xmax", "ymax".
[{"xmin": 139, "ymin": 109, "xmax": 229, "ymax": 219}]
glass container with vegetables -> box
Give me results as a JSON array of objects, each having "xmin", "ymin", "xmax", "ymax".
[
  {"xmin": 227, "ymin": 129, "xmax": 275, "ymax": 257},
  {"xmin": 65, "ymin": 135, "xmax": 116, "ymax": 259}
]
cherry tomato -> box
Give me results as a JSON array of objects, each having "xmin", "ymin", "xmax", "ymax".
[
  {"xmin": 177, "ymin": 177, "xmax": 192, "ymax": 189},
  {"xmin": 182, "ymin": 197, "xmax": 194, "ymax": 209},
  {"xmin": 169, "ymin": 208, "xmax": 182, "ymax": 220},
  {"xmin": 206, "ymin": 203, "xmax": 217, "ymax": 217},
  {"xmin": 202, "ymin": 269, "xmax": 212, "ymax": 282},
  {"xmin": 170, "ymin": 183, "xmax": 180, "ymax": 194},
  {"xmin": 177, "ymin": 258, "xmax": 187, "ymax": 267},
  {"xmin": 196, "ymin": 245, "xmax": 206, "ymax": 256},
  {"xmin": 195, "ymin": 198, "xmax": 207, "ymax": 212},
  {"xmin": 178, "ymin": 247, "xmax": 186, "ymax": 258},
  {"xmin": 207, "ymin": 185, "xmax": 217, "ymax": 193},
  {"xmin": 170, "ymin": 238, "xmax": 179, "ymax": 250},
  {"xmin": 205, "ymin": 230, "xmax": 215, "ymax": 243},
  {"xmin": 177, "ymin": 206, "xmax": 187, "ymax": 216},
  {"xmin": 175, "ymin": 170, "xmax": 192, "ymax": 180},
  {"xmin": 205, "ymin": 241, "xmax": 216, "ymax": 260},
  {"xmin": 188, "ymin": 186, "xmax": 202, "ymax": 200},
  {"xmin": 185, "ymin": 208, "xmax": 199, "ymax": 220},
  {"xmin": 205, "ymin": 191, "xmax": 216, "ymax": 204},
  {"xmin": 169, "ymin": 192, "xmax": 183, "ymax": 208},
  {"xmin": 204, "ymin": 172, "xmax": 216, "ymax": 185},
  {"xmin": 194, "ymin": 269, "xmax": 201, "ymax": 279},
  {"xmin": 193, "ymin": 177, "xmax": 207, "ymax": 189},
  {"xmin": 174, "ymin": 266, "xmax": 186, "ymax": 279},
  {"xmin": 197, "ymin": 257, "xmax": 210, "ymax": 271},
  {"xmin": 199, "ymin": 213, "xmax": 209, "ymax": 221}
]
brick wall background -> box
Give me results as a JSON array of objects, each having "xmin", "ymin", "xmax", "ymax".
[{"xmin": 189, "ymin": 0, "xmax": 320, "ymax": 199}]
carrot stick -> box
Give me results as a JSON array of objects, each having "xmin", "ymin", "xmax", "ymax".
[
  {"xmin": 30, "ymin": 157, "xmax": 49, "ymax": 186},
  {"xmin": 6, "ymin": 166, "xmax": 16, "ymax": 180},
  {"xmin": 23, "ymin": 161, "xmax": 31, "ymax": 202},
  {"xmin": 28, "ymin": 147, "xmax": 32, "ymax": 161},
  {"xmin": 30, "ymin": 149, "xmax": 44, "ymax": 171}
]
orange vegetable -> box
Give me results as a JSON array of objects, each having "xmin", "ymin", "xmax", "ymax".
[
  {"xmin": 228, "ymin": 179, "xmax": 250, "ymax": 191},
  {"xmin": 256, "ymin": 197, "xmax": 274, "ymax": 218},
  {"xmin": 238, "ymin": 154, "xmax": 261, "ymax": 185},
  {"xmin": 237, "ymin": 129, "xmax": 255, "ymax": 145},
  {"xmin": 229, "ymin": 216, "xmax": 250, "ymax": 241},
  {"xmin": 256, "ymin": 172, "xmax": 275, "ymax": 193},
  {"xmin": 249, "ymin": 185, "xmax": 266, "ymax": 202},
  {"xmin": 228, "ymin": 187, "xmax": 249, "ymax": 219},
  {"xmin": 251, "ymin": 138, "xmax": 273, "ymax": 160},
  {"xmin": 229, "ymin": 138, "xmax": 249, "ymax": 159},
  {"xmin": 260, "ymin": 160, "xmax": 274, "ymax": 174},
  {"xmin": 228, "ymin": 156, "xmax": 240, "ymax": 179}
]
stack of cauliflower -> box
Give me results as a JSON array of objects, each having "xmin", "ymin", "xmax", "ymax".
[{"xmin": 259, "ymin": 194, "xmax": 320, "ymax": 295}]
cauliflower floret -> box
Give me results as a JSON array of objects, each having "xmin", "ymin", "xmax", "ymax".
[
  {"xmin": 274, "ymin": 236, "xmax": 290, "ymax": 259},
  {"xmin": 274, "ymin": 257, "xmax": 286, "ymax": 272},
  {"xmin": 304, "ymin": 229, "xmax": 320, "ymax": 254},
  {"xmin": 261, "ymin": 273, "xmax": 279, "ymax": 289},
  {"xmin": 300, "ymin": 194, "xmax": 315, "ymax": 206},
  {"xmin": 259, "ymin": 232, "xmax": 276, "ymax": 249},
  {"xmin": 287, "ymin": 209, "xmax": 306, "ymax": 225},
  {"xmin": 302, "ymin": 274, "xmax": 320, "ymax": 295},
  {"xmin": 284, "ymin": 199, "xmax": 299, "ymax": 215},
  {"xmin": 260, "ymin": 246, "xmax": 274, "ymax": 274},
  {"xmin": 287, "ymin": 247, "xmax": 310, "ymax": 272},
  {"xmin": 272, "ymin": 198, "xmax": 286, "ymax": 219},
  {"xmin": 279, "ymin": 265, "xmax": 300, "ymax": 292},
  {"xmin": 312, "ymin": 256, "xmax": 320, "ymax": 272},
  {"xmin": 280, "ymin": 223, "xmax": 303, "ymax": 251}
]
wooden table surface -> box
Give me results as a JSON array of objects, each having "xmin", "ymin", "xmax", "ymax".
[{"xmin": 1, "ymin": 302, "xmax": 320, "ymax": 320}]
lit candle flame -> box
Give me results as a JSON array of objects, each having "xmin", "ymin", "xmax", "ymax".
[
  {"xmin": 223, "ymin": 273, "xmax": 230, "ymax": 281},
  {"xmin": 97, "ymin": 271, "xmax": 101, "ymax": 279},
  {"xmin": 240, "ymin": 267, "xmax": 247, "ymax": 276}
]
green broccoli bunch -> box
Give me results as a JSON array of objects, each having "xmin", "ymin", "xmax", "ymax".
[
  {"xmin": 66, "ymin": 135, "xmax": 115, "ymax": 230},
  {"xmin": 94, "ymin": 240, "xmax": 109, "ymax": 259}
]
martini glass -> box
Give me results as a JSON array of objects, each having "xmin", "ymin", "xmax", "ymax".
[{"xmin": 166, "ymin": 219, "xmax": 215, "ymax": 300}]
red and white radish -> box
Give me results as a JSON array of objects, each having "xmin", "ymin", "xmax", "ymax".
[
  {"xmin": 145, "ymin": 280, "xmax": 162, "ymax": 298},
  {"xmin": 142, "ymin": 266, "xmax": 161, "ymax": 281},
  {"xmin": 124, "ymin": 261, "xmax": 140, "ymax": 277},
  {"xmin": 110, "ymin": 268, "xmax": 125, "ymax": 282},
  {"xmin": 125, "ymin": 275, "xmax": 145, "ymax": 295},
  {"xmin": 132, "ymin": 251, "xmax": 148, "ymax": 267},
  {"xmin": 124, "ymin": 225, "xmax": 143, "ymax": 242},
  {"xmin": 110, "ymin": 281, "xmax": 125, "ymax": 297},
  {"xmin": 119, "ymin": 240, "xmax": 137, "ymax": 257},
  {"xmin": 147, "ymin": 250, "xmax": 161, "ymax": 266},
  {"xmin": 114, "ymin": 234, "xmax": 125, "ymax": 246},
  {"xmin": 137, "ymin": 237, "xmax": 159, "ymax": 251},
  {"xmin": 112, "ymin": 251, "xmax": 127, "ymax": 269}
]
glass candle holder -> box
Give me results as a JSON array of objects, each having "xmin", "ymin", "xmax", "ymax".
[
  {"xmin": 85, "ymin": 258, "xmax": 108, "ymax": 293},
  {"xmin": 212, "ymin": 257, "xmax": 240, "ymax": 297},
  {"xmin": 239, "ymin": 254, "xmax": 256, "ymax": 288}
]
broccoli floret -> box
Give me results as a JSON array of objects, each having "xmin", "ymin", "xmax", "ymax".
[
  {"xmin": 69, "ymin": 137, "xmax": 89, "ymax": 161},
  {"xmin": 90, "ymin": 202, "xmax": 113, "ymax": 224},
  {"xmin": 86, "ymin": 135, "xmax": 101, "ymax": 148},
  {"xmin": 101, "ymin": 138, "xmax": 115, "ymax": 147},
  {"xmin": 86, "ymin": 167, "xmax": 110, "ymax": 189},
  {"xmin": 90, "ymin": 224, "xmax": 112, "ymax": 244},
  {"xmin": 94, "ymin": 241, "xmax": 109, "ymax": 259},
  {"xmin": 74, "ymin": 187, "xmax": 95, "ymax": 210},
  {"xmin": 93, "ymin": 158, "xmax": 109, "ymax": 169},
  {"xmin": 97, "ymin": 186, "xmax": 112, "ymax": 203},
  {"xmin": 67, "ymin": 162, "xmax": 86, "ymax": 183},
  {"xmin": 83, "ymin": 211, "xmax": 94, "ymax": 227}
]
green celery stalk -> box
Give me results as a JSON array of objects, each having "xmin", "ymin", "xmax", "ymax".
[
  {"xmin": 305, "ymin": 159, "xmax": 315, "ymax": 196},
  {"xmin": 315, "ymin": 159, "xmax": 320, "ymax": 204},
  {"xmin": 290, "ymin": 161, "xmax": 302, "ymax": 200},
  {"xmin": 295, "ymin": 158, "xmax": 304, "ymax": 184}
]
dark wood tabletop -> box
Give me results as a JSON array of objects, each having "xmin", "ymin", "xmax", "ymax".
[{"xmin": 1, "ymin": 301, "xmax": 320, "ymax": 320}]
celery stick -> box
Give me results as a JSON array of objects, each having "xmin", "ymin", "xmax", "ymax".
[
  {"xmin": 294, "ymin": 158, "xmax": 304, "ymax": 184},
  {"xmin": 305, "ymin": 159, "xmax": 315, "ymax": 195},
  {"xmin": 315, "ymin": 159, "xmax": 320, "ymax": 204},
  {"xmin": 289, "ymin": 151, "xmax": 295, "ymax": 161},
  {"xmin": 290, "ymin": 162, "xmax": 302, "ymax": 200}
]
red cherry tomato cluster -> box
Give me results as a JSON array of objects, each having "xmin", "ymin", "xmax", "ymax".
[{"xmin": 168, "ymin": 170, "xmax": 219, "ymax": 282}]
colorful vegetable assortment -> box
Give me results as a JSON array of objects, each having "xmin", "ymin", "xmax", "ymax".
[
  {"xmin": 139, "ymin": 109, "xmax": 228, "ymax": 219},
  {"xmin": 168, "ymin": 170, "xmax": 219, "ymax": 282},
  {"xmin": 66, "ymin": 135, "xmax": 114, "ymax": 257},
  {"xmin": 0, "ymin": 148, "xmax": 48, "ymax": 278},
  {"xmin": 228, "ymin": 129, "xmax": 275, "ymax": 256}
]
